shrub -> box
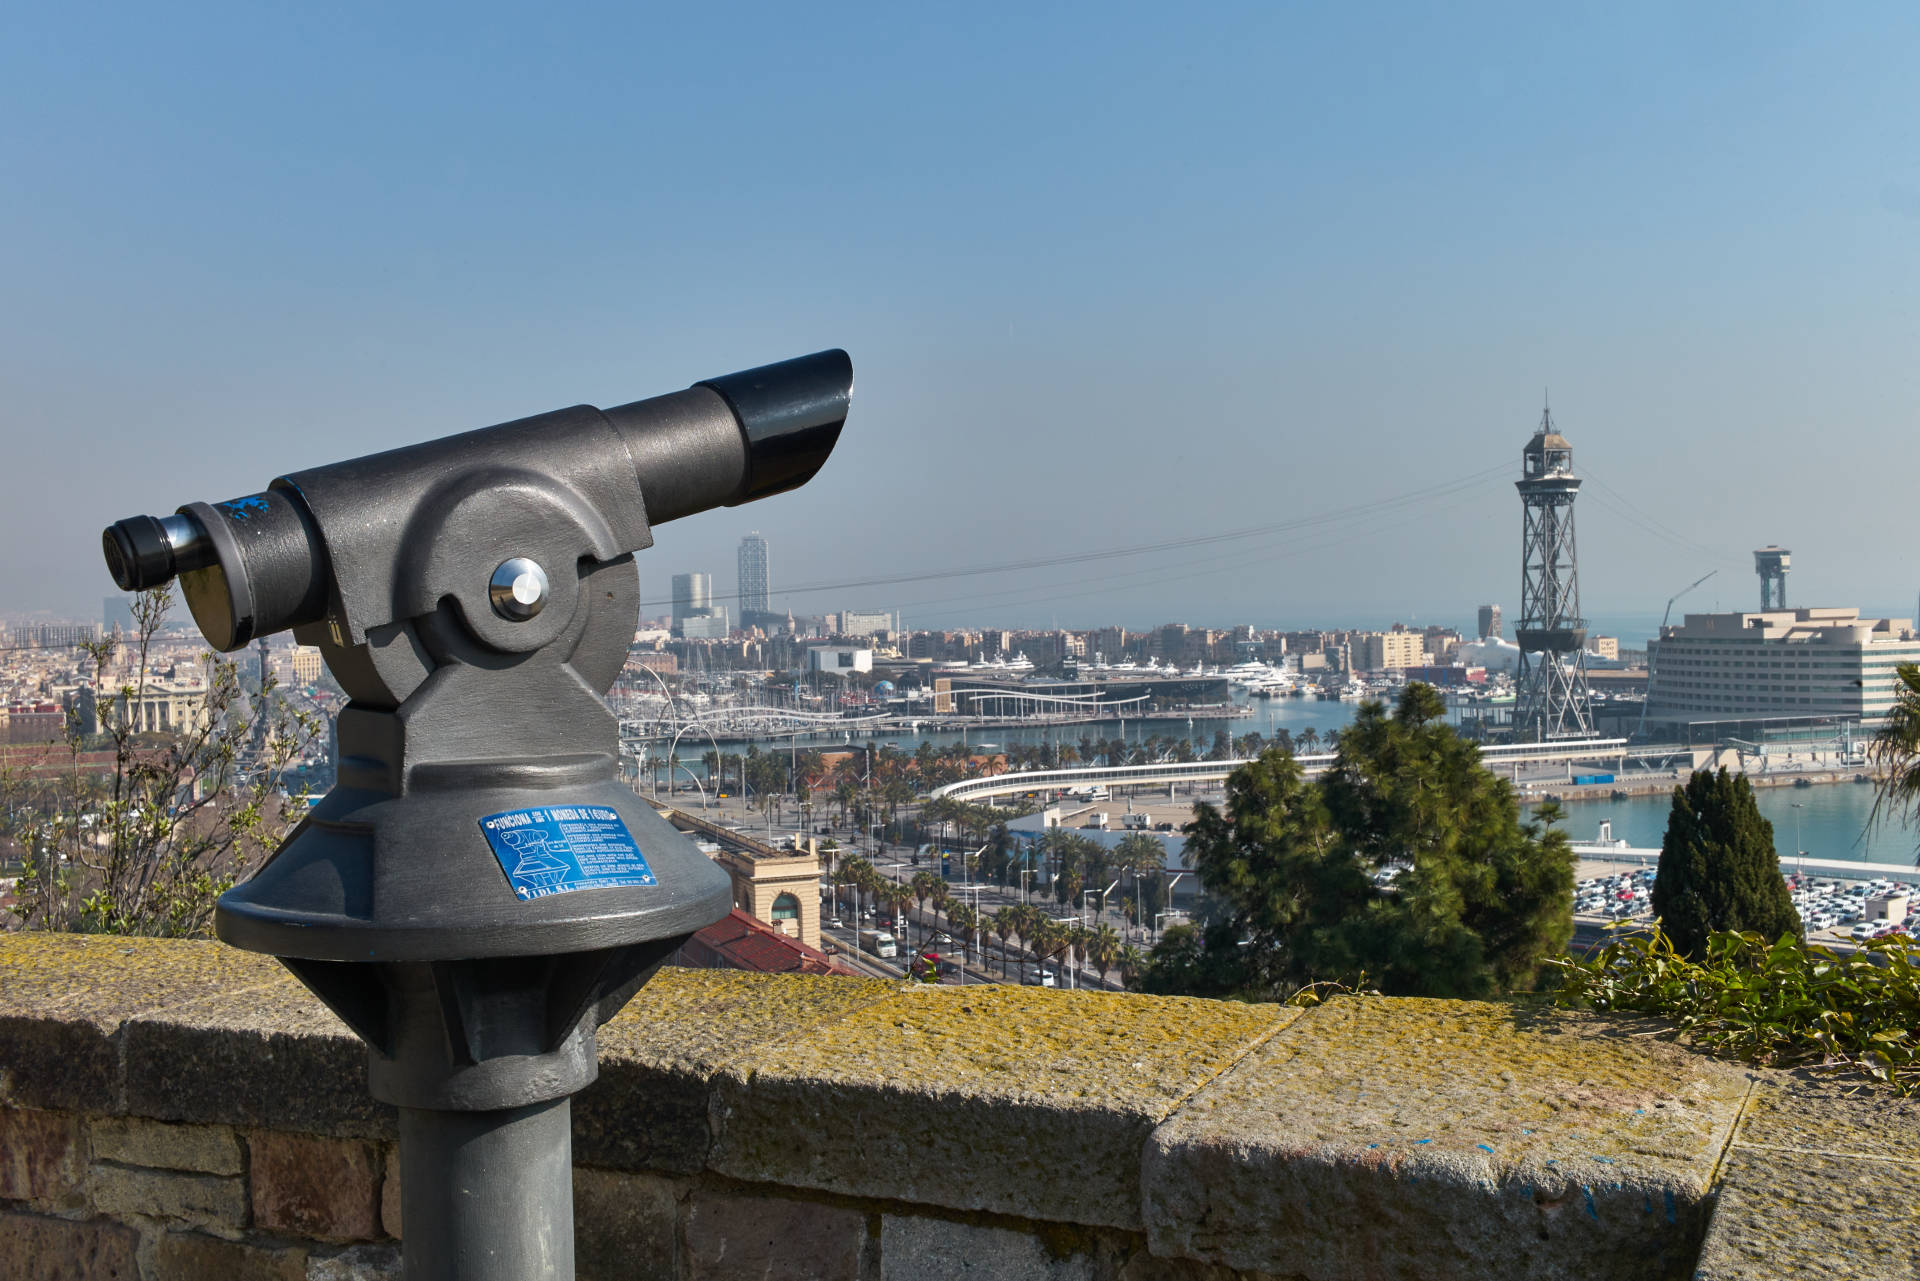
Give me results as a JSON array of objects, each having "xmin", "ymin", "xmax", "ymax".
[{"xmin": 1551, "ymin": 922, "xmax": 1920, "ymax": 1094}]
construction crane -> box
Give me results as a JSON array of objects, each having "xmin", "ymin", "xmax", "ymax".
[{"xmin": 1636, "ymin": 570, "xmax": 1716, "ymax": 740}]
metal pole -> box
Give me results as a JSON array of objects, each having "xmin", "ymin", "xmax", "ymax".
[{"xmin": 400, "ymin": 1100, "xmax": 575, "ymax": 1281}]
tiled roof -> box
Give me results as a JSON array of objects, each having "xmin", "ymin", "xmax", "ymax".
[{"xmin": 677, "ymin": 909, "xmax": 854, "ymax": 977}]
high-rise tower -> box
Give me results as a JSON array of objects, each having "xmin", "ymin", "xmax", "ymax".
[
  {"xmin": 1754, "ymin": 546, "xmax": 1790, "ymax": 610},
  {"xmin": 670, "ymin": 572, "xmax": 710, "ymax": 627},
  {"xmin": 1514, "ymin": 403, "xmax": 1593, "ymax": 739},
  {"xmin": 738, "ymin": 532, "xmax": 770, "ymax": 617}
]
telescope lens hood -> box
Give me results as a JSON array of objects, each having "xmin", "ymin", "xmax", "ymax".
[{"xmin": 698, "ymin": 348, "xmax": 852, "ymax": 503}]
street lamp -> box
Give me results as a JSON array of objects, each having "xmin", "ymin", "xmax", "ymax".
[{"xmin": 1791, "ymin": 802, "xmax": 1806, "ymax": 879}]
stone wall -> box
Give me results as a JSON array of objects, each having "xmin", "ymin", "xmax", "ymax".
[{"xmin": 0, "ymin": 934, "xmax": 1909, "ymax": 1280}]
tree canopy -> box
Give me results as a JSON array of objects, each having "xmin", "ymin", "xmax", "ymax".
[
  {"xmin": 1136, "ymin": 683, "xmax": 1575, "ymax": 1001},
  {"xmin": 1650, "ymin": 768, "xmax": 1800, "ymax": 959}
]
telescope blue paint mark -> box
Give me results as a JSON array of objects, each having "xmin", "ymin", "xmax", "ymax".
[
  {"xmin": 479, "ymin": 806, "xmax": 657, "ymax": 900},
  {"xmin": 219, "ymin": 495, "xmax": 273, "ymax": 520}
]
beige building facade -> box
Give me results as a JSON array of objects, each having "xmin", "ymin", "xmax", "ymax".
[
  {"xmin": 1354, "ymin": 631, "xmax": 1425, "ymax": 671},
  {"xmin": 1645, "ymin": 608, "xmax": 1920, "ymax": 731},
  {"xmin": 290, "ymin": 645, "xmax": 326, "ymax": 686},
  {"xmin": 713, "ymin": 841, "xmax": 822, "ymax": 951},
  {"xmin": 106, "ymin": 682, "xmax": 210, "ymax": 736}
]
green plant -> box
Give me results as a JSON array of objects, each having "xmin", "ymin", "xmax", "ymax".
[
  {"xmin": 1868, "ymin": 661, "xmax": 1920, "ymax": 865},
  {"xmin": 1550, "ymin": 922, "xmax": 1920, "ymax": 1094},
  {"xmin": 3, "ymin": 587, "xmax": 321, "ymax": 936}
]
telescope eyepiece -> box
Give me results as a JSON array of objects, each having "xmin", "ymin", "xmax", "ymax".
[{"xmin": 103, "ymin": 512, "xmax": 211, "ymax": 592}]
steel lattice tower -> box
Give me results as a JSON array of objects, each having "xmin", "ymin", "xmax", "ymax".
[{"xmin": 1514, "ymin": 403, "xmax": 1594, "ymax": 739}]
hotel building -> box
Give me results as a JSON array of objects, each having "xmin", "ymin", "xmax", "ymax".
[{"xmin": 1644, "ymin": 608, "xmax": 1920, "ymax": 733}]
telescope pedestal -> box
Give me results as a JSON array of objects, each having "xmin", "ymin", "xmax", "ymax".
[{"xmin": 400, "ymin": 1100, "xmax": 575, "ymax": 1281}]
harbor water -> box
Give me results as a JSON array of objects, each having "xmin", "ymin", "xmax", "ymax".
[
  {"xmin": 667, "ymin": 690, "xmax": 1920, "ymax": 872},
  {"xmin": 1540, "ymin": 781, "xmax": 1917, "ymax": 871}
]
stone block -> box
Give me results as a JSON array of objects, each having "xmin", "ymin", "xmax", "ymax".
[
  {"xmin": 1114, "ymin": 1251, "xmax": 1303, "ymax": 1281},
  {"xmin": 0, "ymin": 1107, "xmax": 85, "ymax": 1209},
  {"xmin": 307, "ymin": 1243, "xmax": 403, "ymax": 1280},
  {"xmin": 148, "ymin": 1230, "xmax": 308, "ymax": 1281},
  {"xmin": 580, "ymin": 965, "xmax": 896, "ymax": 1174},
  {"xmin": 249, "ymin": 1131, "xmax": 382, "ymax": 1243},
  {"xmin": 379, "ymin": 1143, "xmax": 401, "ymax": 1240},
  {"xmin": 0, "ymin": 934, "xmax": 282, "ymax": 1114},
  {"xmin": 123, "ymin": 967, "xmax": 387, "ymax": 1140},
  {"xmin": 89, "ymin": 1163, "xmax": 248, "ymax": 1234},
  {"xmin": 91, "ymin": 1116, "xmax": 242, "ymax": 1174},
  {"xmin": 880, "ymin": 1214, "xmax": 1098, "ymax": 1281},
  {"xmin": 1141, "ymin": 997, "xmax": 1750, "ymax": 1281},
  {"xmin": 0, "ymin": 1209, "xmax": 140, "ymax": 1279},
  {"xmin": 574, "ymin": 1166, "xmax": 683, "ymax": 1281},
  {"xmin": 1693, "ymin": 1147, "xmax": 1920, "ymax": 1280},
  {"xmin": 683, "ymin": 1186, "xmax": 869, "ymax": 1281},
  {"xmin": 1731, "ymin": 1075, "xmax": 1920, "ymax": 1163},
  {"xmin": 710, "ymin": 984, "xmax": 1291, "ymax": 1229}
]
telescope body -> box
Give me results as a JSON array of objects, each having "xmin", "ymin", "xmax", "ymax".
[{"xmin": 100, "ymin": 351, "xmax": 852, "ymax": 1281}]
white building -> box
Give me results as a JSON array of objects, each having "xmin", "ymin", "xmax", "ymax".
[
  {"xmin": 1455, "ymin": 636, "xmax": 1522, "ymax": 674},
  {"xmin": 806, "ymin": 646, "xmax": 873, "ymax": 675},
  {"xmin": 1644, "ymin": 608, "xmax": 1920, "ymax": 732}
]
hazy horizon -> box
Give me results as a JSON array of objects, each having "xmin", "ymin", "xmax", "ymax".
[{"xmin": 5, "ymin": 6, "xmax": 1916, "ymax": 629}]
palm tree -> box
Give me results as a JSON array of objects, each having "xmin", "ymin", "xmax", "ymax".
[
  {"xmin": 910, "ymin": 871, "xmax": 939, "ymax": 939},
  {"xmin": 1089, "ymin": 923, "xmax": 1121, "ymax": 986},
  {"xmin": 1066, "ymin": 923, "xmax": 1093, "ymax": 987},
  {"xmin": 888, "ymin": 884, "xmax": 916, "ymax": 942},
  {"xmin": 1870, "ymin": 663, "xmax": 1920, "ymax": 866},
  {"xmin": 993, "ymin": 907, "xmax": 1019, "ymax": 979},
  {"xmin": 1028, "ymin": 919, "xmax": 1063, "ymax": 986},
  {"xmin": 1115, "ymin": 944, "xmax": 1147, "ymax": 989}
]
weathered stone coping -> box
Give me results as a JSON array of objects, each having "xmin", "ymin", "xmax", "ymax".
[{"xmin": 0, "ymin": 934, "xmax": 1910, "ymax": 1280}]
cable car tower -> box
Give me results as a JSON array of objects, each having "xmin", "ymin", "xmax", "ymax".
[{"xmin": 1514, "ymin": 400, "xmax": 1594, "ymax": 739}]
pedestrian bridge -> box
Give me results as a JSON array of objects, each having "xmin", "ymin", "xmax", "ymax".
[{"xmin": 930, "ymin": 737, "xmax": 1630, "ymax": 803}]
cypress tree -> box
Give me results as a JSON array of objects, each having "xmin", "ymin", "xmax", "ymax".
[{"xmin": 1651, "ymin": 768, "xmax": 1801, "ymax": 958}]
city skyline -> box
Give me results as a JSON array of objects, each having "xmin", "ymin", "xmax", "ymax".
[{"xmin": 3, "ymin": 7, "xmax": 1917, "ymax": 624}]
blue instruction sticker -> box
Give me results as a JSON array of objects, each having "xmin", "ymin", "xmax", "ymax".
[{"xmin": 478, "ymin": 806, "xmax": 657, "ymax": 900}]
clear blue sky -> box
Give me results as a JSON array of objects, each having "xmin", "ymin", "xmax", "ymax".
[{"xmin": 4, "ymin": 4, "xmax": 1916, "ymax": 633}]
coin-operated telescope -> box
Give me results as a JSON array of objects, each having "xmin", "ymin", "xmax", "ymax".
[{"xmin": 103, "ymin": 350, "xmax": 852, "ymax": 1281}]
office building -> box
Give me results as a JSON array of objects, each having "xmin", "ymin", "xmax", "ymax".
[
  {"xmin": 1644, "ymin": 608, "xmax": 1920, "ymax": 731},
  {"xmin": 737, "ymin": 533, "xmax": 770, "ymax": 618},
  {"xmin": 670, "ymin": 572, "xmax": 711, "ymax": 627},
  {"xmin": 679, "ymin": 609, "xmax": 730, "ymax": 640},
  {"xmin": 9, "ymin": 622, "xmax": 98, "ymax": 649},
  {"xmin": 840, "ymin": 610, "xmax": 893, "ymax": 639}
]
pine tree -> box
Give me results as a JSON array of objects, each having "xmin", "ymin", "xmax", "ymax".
[
  {"xmin": 1651, "ymin": 768, "xmax": 1801, "ymax": 959},
  {"xmin": 1142, "ymin": 683, "xmax": 1575, "ymax": 1000}
]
